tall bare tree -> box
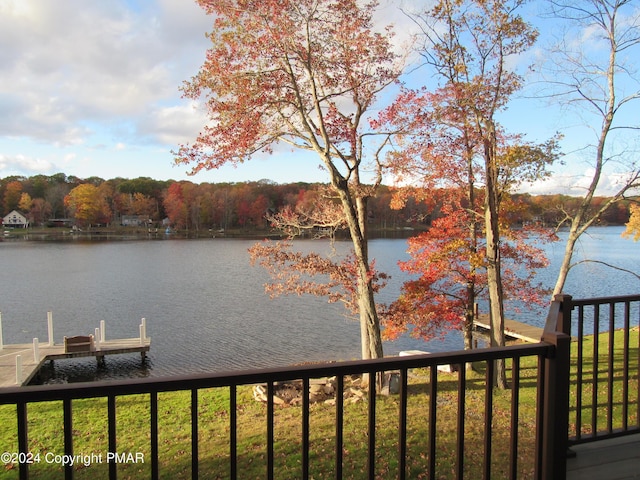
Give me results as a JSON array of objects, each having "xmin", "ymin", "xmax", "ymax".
[{"xmin": 541, "ymin": 0, "xmax": 640, "ymax": 295}]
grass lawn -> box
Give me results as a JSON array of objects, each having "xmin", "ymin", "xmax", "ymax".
[{"xmin": 0, "ymin": 329, "xmax": 637, "ymax": 479}]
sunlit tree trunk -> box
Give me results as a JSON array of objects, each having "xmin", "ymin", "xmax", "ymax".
[
  {"xmin": 332, "ymin": 173, "xmax": 383, "ymax": 362},
  {"xmin": 484, "ymin": 134, "xmax": 508, "ymax": 388},
  {"xmin": 464, "ymin": 139, "xmax": 478, "ymax": 369}
]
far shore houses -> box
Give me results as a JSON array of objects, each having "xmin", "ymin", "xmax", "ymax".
[{"xmin": 2, "ymin": 210, "xmax": 28, "ymax": 228}]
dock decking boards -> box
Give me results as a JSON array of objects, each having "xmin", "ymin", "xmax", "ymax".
[
  {"xmin": 473, "ymin": 314, "xmax": 544, "ymax": 343},
  {"xmin": 0, "ymin": 338, "xmax": 150, "ymax": 388}
]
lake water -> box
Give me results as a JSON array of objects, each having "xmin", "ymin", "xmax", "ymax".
[{"xmin": 1, "ymin": 226, "xmax": 639, "ymax": 383}]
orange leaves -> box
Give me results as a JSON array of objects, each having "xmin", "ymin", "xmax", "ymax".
[
  {"xmin": 248, "ymin": 240, "xmax": 387, "ymax": 315},
  {"xmin": 379, "ymin": 185, "xmax": 553, "ymax": 342},
  {"xmin": 622, "ymin": 204, "xmax": 640, "ymax": 242},
  {"xmin": 267, "ymin": 186, "xmax": 347, "ymax": 239},
  {"xmin": 178, "ymin": 0, "xmax": 405, "ymax": 360},
  {"xmin": 64, "ymin": 184, "xmax": 112, "ymax": 228},
  {"xmin": 176, "ymin": 0, "xmax": 401, "ymax": 178}
]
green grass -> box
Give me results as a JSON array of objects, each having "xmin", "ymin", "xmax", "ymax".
[
  {"xmin": 568, "ymin": 328, "xmax": 640, "ymax": 439},
  {"xmin": 1, "ymin": 329, "xmax": 637, "ymax": 479}
]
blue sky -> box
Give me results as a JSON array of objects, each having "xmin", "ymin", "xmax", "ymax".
[{"xmin": 0, "ymin": 0, "xmax": 637, "ymax": 196}]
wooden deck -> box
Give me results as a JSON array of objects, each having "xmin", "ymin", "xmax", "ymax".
[
  {"xmin": 567, "ymin": 434, "xmax": 640, "ymax": 480},
  {"xmin": 473, "ymin": 314, "xmax": 544, "ymax": 343},
  {"xmin": 0, "ymin": 338, "xmax": 151, "ymax": 388}
]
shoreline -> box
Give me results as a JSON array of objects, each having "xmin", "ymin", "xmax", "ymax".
[{"xmin": 1, "ymin": 225, "xmax": 423, "ymax": 241}]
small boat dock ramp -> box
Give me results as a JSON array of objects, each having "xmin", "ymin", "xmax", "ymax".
[
  {"xmin": 0, "ymin": 313, "xmax": 150, "ymax": 387},
  {"xmin": 473, "ymin": 313, "xmax": 544, "ymax": 343}
]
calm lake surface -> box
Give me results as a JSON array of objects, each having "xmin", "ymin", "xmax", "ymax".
[{"xmin": 1, "ymin": 226, "xmax": 639, "ymax": 383}]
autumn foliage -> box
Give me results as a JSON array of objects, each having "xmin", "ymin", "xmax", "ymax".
[
  {"xmin": 249, "ymin": 241, "xmax": 387, "ymax": 316},
  {"xmin": 176, "ymin": 0, "xmax": 404, "ymax": 361},
  {"xmin": 64, "ymin": 184, "xmax": 112, "ymax": 228},
  {"xmin": 175, "ymin": 0, "xmax": 401, "ymax": 173},
  {"xmin": 623, "ymin": 204, "xmax": 640, "ymax": 242},
  {"xmin": 382, "ymin": 191, "xmax": 554, "ymax": 342}
]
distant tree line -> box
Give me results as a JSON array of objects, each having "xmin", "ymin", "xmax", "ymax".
[{"xmin": 0, "ymin": 173, "xmax": 632, "ymax": 230}]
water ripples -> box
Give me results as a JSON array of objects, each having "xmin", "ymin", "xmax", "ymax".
[{"xmin": 2, "ymin": 228, "xmax": 637, "ymax": 384}]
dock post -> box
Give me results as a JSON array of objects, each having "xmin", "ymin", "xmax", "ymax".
[
  {"xmin": 95, "ymin": 328, "xmax": 101, "ymax": 350},
  {"xmin": 139, "ymin": 318, "xmax": 146, "ymax": 344},
  {"xmin": 16, "ymin": 355, "xmax": 22, "ymax": 385},
  {"xmin": 47, "ymin": 311, "xmax": 54, "ymax": 346},
  {"xmin": 100, "ymin": 320, "xmax": 106, "ymax": 343},
  {"xmin": 33, "ymin": 338, "xmax": 40, "ymax": 363},
  {"xmin": 0, "ymin": 311, "xmax": 3, "ymax": 351}
]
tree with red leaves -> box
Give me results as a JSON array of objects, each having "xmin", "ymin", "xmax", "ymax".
[
  {"xmin": 176, "ymin": 0, "xmax": 404, "ymax": 361},
  {"xmin": 163, "ymin": 182, "xmax": 188, "ymax": 229},
  {"xmin": 382, "ymin": 192, "xmax": 554, "ymax": 350},
  {"xmin": 379, "ymin": 0, "xmax": 558, "ymax": 385}
]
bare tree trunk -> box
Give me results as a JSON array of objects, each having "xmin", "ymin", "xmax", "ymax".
[
  {"xmin": 485, "ymin": 206, "xmax": 507, "ymax": 388},
  {"xmin": 485, "ymin": 138, "xmax": 508, "ymax": 389},
  {"xmin": 464, "ymin": 136, "xmax": 478, "ymax": 364},
  {"xmin": 463, "ymin": 288, "xmax": 475, "ymax": 372},
  {"xmin": 333, "ymin": 176, "xmax": 384, "ymax": 363},
  {"xmin": 463, "ymin": 152, "xmax": 478, "ymax": 371},
  {"xmin": 553, "ymin": 225, "xmax": 580, "ymax": 297},
  {"xmin": 463, "ymin": 290, "xmax": 475, "ymax": 351}
]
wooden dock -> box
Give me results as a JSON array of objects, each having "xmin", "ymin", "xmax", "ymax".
[
  {"xmin": 473, "ymin": 314, "xmax": 544, "ymax": 343},
  {"xmin": 0, "ymin": 338, "xmax": 151, "ymax": 388}
]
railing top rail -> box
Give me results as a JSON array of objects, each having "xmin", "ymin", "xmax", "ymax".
[
  {"xmin": 0, "ymin": 342, "xmax": 552, "ymax": 404},
  {"xmin": 569, "ymin": 293, "xmax": 640, "ymax": 307}
]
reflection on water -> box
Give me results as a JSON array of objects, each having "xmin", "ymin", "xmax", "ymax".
[
  {"xmin": 33, "ymin": 357, "xmax": 152, "ymax": 385},
  {"xmin": 1, "ymin": 227, "xmax": 638, "ymax": 384}
]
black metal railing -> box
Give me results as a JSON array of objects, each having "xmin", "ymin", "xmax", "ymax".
[
  {"xmin": 560, "ymin": 294, "xmax": 640, "ymax": 445},
  {"xmin": 2, "ymin": 293, "xmax": 637, "ymax": 479},
  {"xmin": 1, "ymin": 346, "xmax": 563, "ymax": 479}
]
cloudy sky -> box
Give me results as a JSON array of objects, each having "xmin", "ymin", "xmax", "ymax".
[
  {"xmin": 0, "ymin": 0, "xmax": 636, "ymax": 195},
  {"xmin": 0, "ymin": 0, "xmax": 306, "ymax": 183}
]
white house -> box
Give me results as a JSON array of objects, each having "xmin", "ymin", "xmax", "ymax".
[{"xmin": 2, "ymin": 210, "xmax": 28, "ymax": 228}]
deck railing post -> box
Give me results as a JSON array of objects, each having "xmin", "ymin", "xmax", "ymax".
[
  {"xmin": 539, "ymin": 295, "xmax": 572, "ymax": 480},
  {"xmin": 553, "ymin": 294, "xmax": 573, "ymax": 336},
  {"xmin": 540, "ymin": 331, "xmax": 571, "ymax": 480}
]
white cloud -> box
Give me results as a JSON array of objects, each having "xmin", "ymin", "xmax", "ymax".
[
  {"xmin": 521, "ymin": 167, "xmax": 638, "ymax": 197},
  {"xmin": 0, "ymin": 0, "xmax": 211, "ymax": 147},
  {"xmin": 137, "ymin": 102, "xmax": 209, "ymax": 147},
  {"xmin": 0, "ymin": 153, "xmax": 56, "ymax": 173}
]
